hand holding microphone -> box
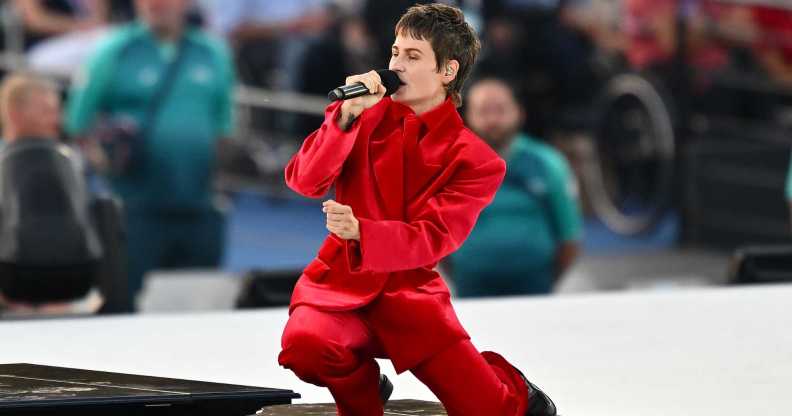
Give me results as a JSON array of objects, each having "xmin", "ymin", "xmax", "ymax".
[{"xmin": 331, "ymin": 69, "xmax": 402, "ymax": 131}]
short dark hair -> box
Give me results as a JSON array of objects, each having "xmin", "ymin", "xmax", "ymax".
[{"xmin": 395, "ymin": 3, "xmax": 481, "ymax": 107}]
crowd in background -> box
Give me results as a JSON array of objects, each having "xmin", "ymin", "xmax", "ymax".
[
  {"xmin": 6, "ymin": 1, "xmax": 792, "ymax": 132},
  {"xmin": 0, "ymin": 0, "xmax": 791, "ymax": 315}
]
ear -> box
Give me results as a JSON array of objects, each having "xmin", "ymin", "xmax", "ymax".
[{"xmin": 442, "ymin": 60, "xmax": 460, "ymax": 86}]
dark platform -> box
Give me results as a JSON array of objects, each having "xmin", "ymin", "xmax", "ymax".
[
  {"xmin": 0, "ymin": 363, "xmax": 299, "ymax": 415},
  {"xmin": 253, "ymin": 400, "xmax": 446, "ymax": 415}
]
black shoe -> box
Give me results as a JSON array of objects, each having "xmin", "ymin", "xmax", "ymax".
[
  {"xmin": 379, "ymin": 374, "xmax": 394, "ymax": 405},
  {"xmin": 515, "ymin": 369, "xmax": 557, "ymax": 416},
  {"xmin": 481, "ymin": 351, "xmax": 557, "ymax": 416}
]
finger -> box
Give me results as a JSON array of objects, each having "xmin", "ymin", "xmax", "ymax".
[
  {"xmin": 364, "ymin": 71, "xmax": 383, "ymax": 94},
  {"xmin": 322, "ymin": 200, "xmax": 338, "ymax": 212},
  {"xmin": 360, "ymin": 77, "xmax": 378, "ymax": 94},
  {"xmin": 345, "ymin": 75, "xmax": 361, "ymax": 86},
  {"xmin": 375, "ymin": 83, "xmax": 387, "ymax": 98},
  {"xmin": 368, "ymin": 70, "xmax": 382, "ymax": 85},
  {"xmin": 327, "ymin": 212, "xmax": 348, "ymax": 220},
  {"xmin": 327, "ymin": 205, "xmax": 351, "ymax": 214}
]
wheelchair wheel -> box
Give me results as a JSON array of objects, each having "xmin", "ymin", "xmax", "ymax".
[{"xmin": 583, "ymin": 73, "xmax": 676, "ymax": 236}]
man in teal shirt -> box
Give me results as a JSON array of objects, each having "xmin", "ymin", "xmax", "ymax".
[
  {"xmin": 66, "ymin": 0, "xmax": 235, "ymax": 310},
  {"xmin": 450, "ymin": 78, "xmax": 582, "ymax": 296}
]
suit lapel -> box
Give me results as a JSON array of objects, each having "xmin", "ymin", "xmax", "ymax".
[
  {"xmin": 405, "ymin": 105, "xmax": 462, "ymax": 201},
  {"xmin": 405, "ymin": 130, "xmax": 445, "ymax": 201},
  {"xmin": 370, "ymin": 128, "xmax": 405, "ymax": 219}
]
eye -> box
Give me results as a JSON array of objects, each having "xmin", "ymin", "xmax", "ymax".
[{"xmin": 408, "ymin": 55, "xmax": 418, "ymax": 61}]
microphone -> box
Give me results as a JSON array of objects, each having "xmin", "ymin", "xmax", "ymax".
[{"xmin": 327, "ymin": 69, "xmax": 403, "ymax": 102}]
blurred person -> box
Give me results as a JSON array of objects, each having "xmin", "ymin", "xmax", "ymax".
[
  {"xmin": 13, "ymin": 0, "xmax": 109, "ymax": 50},
  {"xmin": 15, "ymin": 0, "xmax": 112, "ymax": 77},
  {"xmin": 66, "ymin": 0, "xmax": 235, "ymax": 310},
  {"xmin": 363, "ymin": 0, "xmax": 429, "ymax": 66},
  {"xmin": 298, "ymin": 14, "xmax": 376, "ymax": 96},
  {"xmin": 279, "ymin": 4, "xmax": 557, "ymax": 415},
  {"xmin": 560, "ymin": 0, "xmax": 625, "ymax": 54},
  {"xmin": 206, "ymin": 0, "xmax": 331, "ymax": 89},
  {"xmin": 620, "ymin": 0, "xmax": 678, "ymax": 71},
  {"xmin": 553, "ymin": 0, "xmax": 677, "ymax": 72},
  {"xmin": 0, "ymin": 73, "xmax": 61, "ymax": 143},
  {"xmin": 476, "ymin": 1, "xmax": 601, "ymax": 135},
  {"xmin": 296, "ymin": 13, "xmax": 377, "ymax": 135},
  {"xmin": 749, "ymin": 4, "xmax": 792, "ymax": 87},
  {"xmin": 0, "ymin": 73, "xmax": 104, "ymax": 316},
  {"xmin": 450, "ymin": 78, "xmax": 582, "ymax": 297}
]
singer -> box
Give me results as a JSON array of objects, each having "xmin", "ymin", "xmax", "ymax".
[{"xmin": 278, "ymin": 4, "xmax": 556, "ymax": 415}]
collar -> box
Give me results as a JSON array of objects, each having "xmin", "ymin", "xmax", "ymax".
[
  {"xmin": 135, "ymin": 20, "xmax": 191, "ymax": 46},
  {"xmin": 387, "ymin": 96, "xmax": 460, "ymax": 132},
  {"xmin": 419, "ymin": 97, "xmax": 458, "ymax": 132}
]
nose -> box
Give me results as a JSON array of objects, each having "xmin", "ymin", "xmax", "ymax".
[{"xmin": 389, "ymin": 57, "xmax": 405, "ymax": 72}]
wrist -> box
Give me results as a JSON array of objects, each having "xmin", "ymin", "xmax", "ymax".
[{"xmin": 338, "ymin": 102, "xmax": 362, "ymax": 131}]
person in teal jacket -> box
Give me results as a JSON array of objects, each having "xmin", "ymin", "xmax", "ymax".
[
  {"xmin": 66, "ymin": 0, "xmax": 235, "ymax": 310},
  {"xmin": 450, "ymin": 77, "xmax": 583, "ymax": 297}
]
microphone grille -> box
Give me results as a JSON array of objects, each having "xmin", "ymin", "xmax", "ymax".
[{"xmin": 377, "ymin": 69, "xmax": 402, "ymax": 97}]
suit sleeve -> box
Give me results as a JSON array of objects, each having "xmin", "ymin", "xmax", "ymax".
[
  {"xmin": 284, "ymin": 101, "xmax": 362, "ymax": 198},
  {"xmin": 347, "ymin": 156, "xmax": 507, "ymax": 273}
]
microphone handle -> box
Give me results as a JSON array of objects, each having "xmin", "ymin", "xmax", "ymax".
[{"xmin": 329, "ymin": 82, "xmax": 371, "ymax": 101}]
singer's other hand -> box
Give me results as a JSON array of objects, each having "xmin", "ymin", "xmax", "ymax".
[
  {"xmin": 337, "ymin": 70, "xmax": 386, "ymax": 130},
  {"xmin": 323, "ymin": 199, "xmax": 360, "ymax": 241}
]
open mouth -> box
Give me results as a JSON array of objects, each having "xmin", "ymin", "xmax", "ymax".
[{"xmin": 394, "ymin": 80, "xmax": 406, "ymax": 93}]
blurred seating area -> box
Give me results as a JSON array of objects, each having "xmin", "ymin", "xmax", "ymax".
[{"xmin": 0, "ymin": 0, "xmax": 791, "ymax": 317}]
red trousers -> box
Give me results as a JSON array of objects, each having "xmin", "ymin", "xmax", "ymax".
[{"xmin": 279, "ymin": 305, "xmax": 529, "ymax": 415}]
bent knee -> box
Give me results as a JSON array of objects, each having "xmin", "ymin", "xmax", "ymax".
[{"xmin": 279, "ymin": 329, "xmax": 360, "ymax": 382}]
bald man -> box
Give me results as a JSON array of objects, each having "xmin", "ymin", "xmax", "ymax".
[
  {"xmin": 0, "ymin": 73, "xmax": 62, "ymax": 144},
  {"xmin": 0, "ymin": 73, "xmax": 105, "ymax": 316},
  {"xmin": 451, "ymin": 77, "xmax": 583, "ymax": 297}
]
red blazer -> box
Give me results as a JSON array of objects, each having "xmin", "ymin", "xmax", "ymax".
[{"xmin": 285, "ymin": 97, "xmax": 506, "ymax": 313}]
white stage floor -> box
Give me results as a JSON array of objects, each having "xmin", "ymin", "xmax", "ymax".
[{"xmin": 2, "ymin": 284, "xmax": 790, "ymax": 416}]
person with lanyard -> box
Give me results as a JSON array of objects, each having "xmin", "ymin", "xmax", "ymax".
[
  {"xmin": 278, "ymin": 4, "xmax": 558, "ymax": 415},
  {"xmin": 65, "ymin": 0, "xmax": 235, "ymax": 312},
  {"xmin": 450, "ymin": 77, "xmax": 582, "ymax": 297}
]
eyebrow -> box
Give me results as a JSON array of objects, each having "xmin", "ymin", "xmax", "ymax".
[{"xmin": 391, "ymin": 46, "xmax": 423, "ymax": 54}]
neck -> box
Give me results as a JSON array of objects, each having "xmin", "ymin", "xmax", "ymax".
[
  {"xmin": 409, "ymin": 92, "xmax": 447, "ymax": 116},
  {"xmin": 4, "ymin": 128, "xmax": 51, "ymax": 142},
  {"xmin": 150, "ymin": 23, "xmax": 183, "ymax": 42}
]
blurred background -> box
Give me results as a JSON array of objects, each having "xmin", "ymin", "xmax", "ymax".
[{"xmin": 0, "ymin": 0, "xmax": 791, "ymax": 318}]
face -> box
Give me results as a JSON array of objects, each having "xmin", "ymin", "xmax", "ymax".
[
  {"xmin": 11, "ymin": 90, "xmax": 61, "ymax": 139},
  {"xmin": 389, "ymin": 33, "xmax": 456, "ymax": 113},
  {"xmin": 135, "ymin": 0, "xmax": 189, "ymax": 32},
  {"xmin": 465, "ymin": 81, "xmax": 523, "ymax": 148}
]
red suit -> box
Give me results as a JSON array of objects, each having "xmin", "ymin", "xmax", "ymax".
[{"xmin": 279, "ymin": 97, "xmax": 529, "ymax": 415}]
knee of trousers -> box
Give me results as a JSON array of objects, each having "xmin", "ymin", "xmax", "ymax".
[{"xmin": 279, "ymin": 328, "xmax": 362, "ymax": 384}]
